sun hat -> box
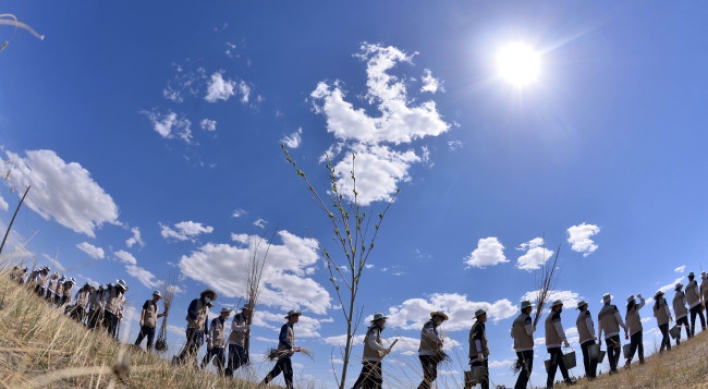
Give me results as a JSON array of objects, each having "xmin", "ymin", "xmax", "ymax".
[
  {"xmin": 601, "ymin": 293, "xmax": 612, "ymax": 303},
  {"xmin": 701, "ymin": 271, "xmax": 707, "ymax": 279},
  {"xmin": 285, "ymin": 309, "xmax": 303, "ymax": 319},
  {"xmin": 654, "ymin": 290, "xmax": 664, "ymax": 299},
  {"xmin": 675, "ymin": 283, "xmax": 684, "ymax": 291},
  {"xmin": 116, "ymin": 279, "xmax": 129, "ymax": 291},
  {"xmin": 220, "ymin": 307, "xmax": 233, "ymax": 314},
  {"xmin": 626, "ymin": 295, "xmax": 636, "ymax": 306},
  {"xmin": 520, "ymin": 300, "xmax": 535, "ymax": 310},
  {"xmin": 430, "ymin": 311, "xmax": 449, "ymax": 321},
  {"xmin": 474, "ymin": 309, "xmax": 487, "ymax": 318},
  {"xmin": 152, "ymin": 290, "xmax": 162, "ymax": 297},
  {"xmin": 550, "ymin": 299, "xmax": 563, "ymax": 308},
  {"xmin": 576, "ymin": 300, "xmax": 588, "ymax": 310},
  {"xmin": 371, "ymin": 313, "xmax": 389, "ymax": 323},
  {"xmin": 688, "ymin": 271, "xmax": 695, "ymax": 278},
  {"xmin": 200, "ymin": 288, "xmax": 217, "ymax": 300}
]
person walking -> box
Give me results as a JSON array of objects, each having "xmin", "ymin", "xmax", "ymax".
[
  {"xmin": 225, "ymin": 303, "xmax": 253, "ymax": 377},
  {"xmin": 597, "ymin": 293, "xmax": 627, "ymax": 375},
  {"xmin": 202, "ymin": 307, "xmax": 232, "ymax": 375},
  {"xmin": 103, "ymin": 280, "xmax": 128, "ymax": 339},
  {"xmin": 653, "ymin": 290, "xmax": 673, "ymax": 353},
  {"xmin": 175, "ymin": 288, "xmax": 216, "ymax": 366},
  {"xmin": 260, "ymin": 310, "xmax": 303, "ymax": 389},
  {"xmin": 71, "ymin": 283, "xmax": 93, "ymax": 323},
  {"xmin": 701, "ymin": 272, "xmax": 708, "ymax": 321},
  {"xmin": 59, "ymin": 277, "xmax": 75, "ymax": 306},
  {"xmin": 10, "ymin": 265, "xmax": 24, "ymax": 283},
  {"xmin": 576, "ymin": 300, "xmax": 598, "ymax": 380},
  {"xmin": 672, "ymin": 283, "xmax": 691, "ymax": 344},
  {"xmin": 511, "ymin": 300, "xmax": 535, "ymax": 389},
  {"xmin": 351, "ymin": 313, "xmax": 389, "ymax": 389},
  {"xmin": 33, "ymin": 267, "xmax": 50, "ymax": 297},
  {"xmin": 135, "ymin": 290, "xmax": 166, "ymax": 352},
  {"xmin": 469, "ymin": 309, "xmax": 490, "ymax": 389},
  {"xmin": 417, "ymin": 311, "xmax": 448, "ymax": 389},
  {"xmin": 87, "ymin": 284, "xmax": 107, "ymax": 330},
  {"xmin": 624, "ymin": 293, "xmax": 645, "ymax": 367},
  {"xmin": 544, "ymin": 300, "xmax": 576, "ymax": 388},
  {"xmin": 685, "ymin": 272, "xmax": 706, "ymax": 336}
]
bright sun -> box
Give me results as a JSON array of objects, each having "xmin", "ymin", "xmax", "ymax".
[{"xmin": 496, "ymin": 43, "xmax": 541, "ymax": 86}]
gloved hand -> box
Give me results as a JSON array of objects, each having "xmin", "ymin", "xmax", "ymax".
[
  {"xmin": 477, "ymin": 354, "xmax": 485, "ymax": 363},
  {"xmin": 563, "ymin": 340, "xmax": 570, "ymax": 348}
]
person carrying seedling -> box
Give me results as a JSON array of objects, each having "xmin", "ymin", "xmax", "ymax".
[
  {"xmin": 135, "ymin": 290, "xmax": 166, "ymax": 352},
  {"xmin": 352, "ymin": 313, "xmax": 390, "ymax": 389},
  {"xmin": 260, "ymin": 310, "xmax": 303, "ymax": 389},
  {"xmin": 225, "ymin": 303, "xmax": 253, "ymax": 377},
  {"xmin": 417, "ymin": 311, "xmax": 448, "ymax": 389},
  {"xmin": 174, "ymin": 288, "xmax": 215, "ymax": 366},
  {"xmin": 202, "ymin": 307, "xmax": 231, "ymax": 375}
]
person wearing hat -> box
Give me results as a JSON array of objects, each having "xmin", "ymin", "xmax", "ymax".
[
  {"xmin": 653, "ymin": 290, "xmax": 673, "ymax": 352},
  {"xmin": 46, "ymin": 273, "xmax": 62, "ymax": 304},
  {"xmin": 700, "ymin": 272, "xmax": 708, "ymax": 320},
  {"xmin": 511, "ymin": 300, "xmax": 535, "ymax": 389},
  {"xmin": 10, "ymin": 265, "xmax": 24, "ymax": 283},
  {"xmin": 260, "ymin": 310, "xmax": 303, "ymax": 389},
  {"xmin": 86, "ymin": 284, "xmax": 107, "ymax": 330},
  {"xmin": 624, "ymin": 293, "xmax": 646, "ymax": 367},
  {"xmin": 597, "ymin": 293, "xmax": 627, "ymax": 375},
  {"xmin": 575, "ymin": 300, "xmax": 598, "ymax": 380},
  {"xmin": 59, "ymin": 277, "xmax": 76, "ymax": 306},
  {"xmin": 175, "ymin": 288, "xmax": 216, "ymax": 366},
  {"xmin": 672, "ymin": 283, "xmax": 691, "ymax": 344},
  {"xmin": 71, "ymin": 282, "xmax": 94, "ymax": 323},
  {"xmin": 225, "ymin": 303, "xmax": 254, "ymax": 377},
  {"xmin": 685, "ymin": 272, "xmax": 706, "ymax": 336},
  {"xmin": 201, "ymin": 307, "xmax": 232, "ymax": 375},
  {"xmin": 417, "ymin": 311, "xmax": 448, "ymax": 389},
  {"xmin": 544, "ymin": 300, "xmax": 575, "ymax": 388},
  {"xmin": 351, "ymin": 312, "xmax": 389, "ymax": 389},
  {"xmin": 103, "ymin": 279, "xmax": 129, "ymax": 339},
  {"xmin": 135, "ymin": 290, "xmax": 166, "ymax": 352},
  {"xmin": 469, "ymin": 309, "xmax": 490, "ymax": 389},
  {"xmin": 33, "ymin": 266, "xmax": 51, "ymax": 297}
]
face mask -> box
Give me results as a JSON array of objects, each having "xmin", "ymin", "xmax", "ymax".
[{"xmin": 204, "ymin": 297, "xmax": 212, "ymax": 304}]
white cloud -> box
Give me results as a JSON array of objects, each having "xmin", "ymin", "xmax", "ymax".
[
  {"xmin": 567, "ymin": 223, "xmax": 600, "ymax": 257},
  {"xmin": 113, "ymin": 250, "xmax": 158, "ymax": 288},
  {"xmin": 160, "ymin": 221, "xmax": 214, "ymax": 242},
  {"xmin": 200, "ymin": 118, "xmax": 217, "ymax": 132},
  {"xmin": 516, "ymin": 237, "xmax": 553, "ymax": 271},
  {"xmin": 162, "ymin": 61, "xmax": 206, "ymax": 103},
  {"xmin": 675, "ymin": 265, "xmax": 686, "ymax": 273},
  {"xmin": 520, "ymin": 289, "xmax": 582, "ymax": 311},
  {"xmin": 464, "ymin": 237, "xmax": 508, "ymax": 268},
  {"xmin": 420, "ymin": 69, "xmax": 442, "ymax": 93},
  {"xmin": 205, "ymin": 72, "xmax": 236, "ymax": 102},
  {"xmin": 0, "ymin": 195, "xmax": 7, "ymax": 211},
  {"xmin": 141, "ymin": 110, "xmax": 192, "ymax": 143},
  {"xmin": 259, "ymin": 310, "xmax": 321, "ymax": 338},
  {"xmin": 384, "ymin": 293, "xmax": 517, "ymax": 332},
  {"xmin": 237, "ymin": 80, "xmax": 251, "ymax": 104},
  {"xmin": 253, "ymin": 218, "xmax": 268, "ymax": 229},
  {"xmin": 281, "ymin": 128, "xmax": 303, "ymax": 149},
  {"xmin": 179, "ymin": 230, "xmax": 330, "ymax": 315},
  {"xmin": 114, "ymin": 250, "xmax": 137, "ymax": 266},
  {"xmin": 126, "ymin": 227, "xmax": 144, "ymax": 248},
  {"xmin": 76, "ymin": 242, "xmax": 105, "ymax": 259},
  {"xmin": 3, "ymin": 149, "xmax": 120, "ymax": 237},
  {"xmin": 43, "ymin": 253, "xmax": 65, "ymax": 272},
  {"xmin": 448, "ymin": 140, "xmax": 462, "ymax": 151},
  {"xmin": 232, "ymin": 209, "xmax": 246, "ymax": 218},
  {"xmin": 489, "ymin": 358, "xmax": 517, "ymax": 369},
  {"xmin": 309, "ymin": 43, "xmax": 451, "ymax": 206}
]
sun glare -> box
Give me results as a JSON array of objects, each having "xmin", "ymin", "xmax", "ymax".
[{"xmin": 496, "ymin": 43, "xmax": 541, "ymax": 87}]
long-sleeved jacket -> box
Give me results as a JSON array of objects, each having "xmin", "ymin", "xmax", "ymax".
[
  {"xmin": 74, "ymin": 288, "xmax": 92, "ymax": 308},
  {"xmin": 625, "ymin": 296, "xmax": 646, "ymax": 336},
  {"xmin": 576, "ymin": 309, "xmax": 596, "ymax": 344},
  {"xmin": 545, "ymin": 310, "xmax": 567, "ymax": 348},
  {"xmin": 469, "ymin": 321, "xmax": 489, "ymax": 359},
  {"xmin": 418, "ymin": 319, "xmax": 442, "ymax": 356},
  {"xmin": 208, "ymin": 316, "xmax": 227, "ymax": 349},
  {"xmin": 598, "ymin": 304, "xmax": 626, "ymax": 339},
  {"xmin": 227, "ymin": 312, "xmax": 249, "ymax": 347},
  {"xmin": 511, "ymin": 313, "xmax": 534, "ymax": 352},
  {"xmin": 104, "ymin": 286, "xmax": 126, "ymax": 316},
  {"xmin": 185, "ymin": 297, "xmax": 209, "ymax": 332},
  {"xmin": 62, "ymin": 281, "xmax": 73, "ymax": 299},
  {"xmin": 673, "ymin": 292, "xmax": 688, "ymax": 320},
  {"xmin": 653, "ymin": 297, "xmax": 672, "ymax": 326},
  {"xmin": 363, "ymin": 324, "xmax": 387, "ymax": 362},
  {"xmin": 277, "ymin": 322, "xmax": 295, "ymax": 355}
]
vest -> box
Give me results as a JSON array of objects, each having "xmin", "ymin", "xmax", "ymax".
[
  {"xmin": 186, "ymin": 298, "xmax": 209, "ymax": 330},
  {"xmin": 11, "ymin": 268, "xmax": 23, "ymax": 282},
  {"xmin": 625, "ymin": 306, "xmax": 643, "ymax": 336},
  {"xmin": 105, "ymin": 287, "xmax": 126, "ymax": 314},
  {"xmin": 545, "ymin": 311, "xmax": 564, "ymax": 347},
  {"xmin": 653, "ymin": 298, "xmax": 670, "ymax": 326},
  {"xmin": 62, "ymin": 282, "xmax": 73, "ymax": 298},
  {"xmin": 143, "ymin": 300, "xmax": 159, "ymax": 328},
  {"xmin": 76, "ymin": 289, "xmax": 91, "ymax": 308},
  {"xmin": 227, "ymin": 313, "xmax": 248, "ymax": 346},
  {"xmin": 210, "ymin": 317, "xmax": 227, "ymax": 348},
  {"xmin": 362, "ymin": 324, "xmax": 384, "ymax": 361},
  {"xmin": 685, "ymin": 280, "xmax": 701, "ymax": 308},
  {"xmin": 576, "ymin": 310, "xmax": 594, "ymax": 344},
  {"xmin": 511, "ymin": 313, "xmax": 534, "ymax": 351},
  {"xmin": 673, "ymin": 292, "xmax": 688, "ymax": 319},
  {"xmin": 701, "ymin": 280, "xmax": 708, "ymax": 301},
  {"xmin": 35, "ymin": 272, "xmax": 49, "ymax": 286},
  {"xmin": 418, "ymin": 319, "xmax": 440, "ymax": 355},
  {"xmin": 598, "ymin": 304, "xmax": 621, "ymax": 338},
  {"xmin": 468, "ymin": 321, "xmax": 489, "ymax": 358},
  {"xmin": 277, "ymin": 323, "xmax": 295, "ymax": 353}
]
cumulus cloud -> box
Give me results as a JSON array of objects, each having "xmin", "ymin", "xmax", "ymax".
[
  {"xmin": 76, "ymin": 242, "xmax": 105, "ymax": 259},
  {"xmin": 200, "ymin": 118, "xmax": 217, "ymax": 132},
  {"xmin": 384, "ymin": 293, "xmax": 517, "ymax": 332},
  {"xmin": 205, "ymin": 72, "xmax": 250, "ymax": 104},
  {"xmin": 309, "ymin": 43, "xmax": 450, "ymax": 205},
  {"xmin": 259, "ymin": 310, "xmax": 322, "ymax": 338},
  {"xmin": 567, "ymin": 223, "xmax": 600, "ymax": 257},
  {"xmin": 464, "ymin": 237, "xmax": 508, "ymax": 268},
  {"xmin": 420, "ymin": 69, "xmax": 442, "ymax": 93},
  {"xmin": 516, "ymin": 237, "xmax": 553, "ymax": 271},
  {"xmin": 179, "ymin": 230, "xmax": 330, "ymax": 315},
  {"xmin": 0, "ymin": 195, "xmax": 7, "ymax": 211},
  {"xmin": 160, "ymin": 221, "xmax": 214, "ymax": 242},
  {"xmin": 141, "ymin": 110, "xmax": 192, "ymax": 143},
  {"xmin": 520, "ymin": 289, "xmax": 582, "ymax": 310},
  {"xmin": 281, "ymin": 128, "xmax": 303, "ymax": 149},
  {"xmin": 126, "ymin": 227, "xmax": 144, "ymax": 248},
  {"xmin": 3, "ymin": 149, "xmax": 120, "ymax": 237}
]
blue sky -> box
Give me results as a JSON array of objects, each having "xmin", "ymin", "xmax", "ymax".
[{"xmin": 2, "ymin": 2, "xmax": 708, "ymax": 388}]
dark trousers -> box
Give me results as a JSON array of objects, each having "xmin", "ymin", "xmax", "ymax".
[
  {"xmin": 352, "ymin": 360, "xmax": 382, "ymax": 389},
  {"xmin": 676, "ymin": 316, "xmax": 691, "ymax": 344},
  {"xmin": 417, "ymin": 355, "xmax": 438, "ymax": 389},
  {"xmin": 263, "ymin": 355, "xmax": 293, "ymax": 389},
  {"xmin": 625, "ymin": 331, "xmax": 644, "ymax": 364},
  {"xmin": 546, "ymin": 347, "xmax": 570, "ymax": 388},
  {"xmin": 104, "ymin": 311, "xmax": 120, "ymax": 339},
  {"xmin": 605, "ymin": 335, "xmax": 621, "ymax": 372},
  {"xmin": 87, "ymin": 308, "xmax": 103, "ymax": 330},
  {"xmin": 658, "ymin": 323, "xmax": 671, "ymax": 352},
  {"xmin": 70, "ymin": 305, "xmax": 86, "ymax": 323},
  {"xmin": 471, "ymin": 359, "xmax": 489, "ymax": 389},
  {"xmin": 514, "ymin": 350, "xmax": 534, "ymax": 389},
  {"xmin": 201, "ymin": 346, "xmax": 226, "ymax": 374},
  {"xmin": 176, "ymin": 328, "xmax": 203, "ymax": 366},
  {"xmin": 580, "ymin": 340, "xmax": 598, "ymax": 379},
  {"xmin": 689, "ymin": 305, "xmax": 706, "ymax": 336},
  {"xmin": 225, "ymin": 344, "xmax": 248, "ymax": 377},
  {"xmin": 135, "ymin": 326, "xmax": 156, "ymax": 351}
]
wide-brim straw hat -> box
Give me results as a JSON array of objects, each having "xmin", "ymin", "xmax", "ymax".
[
  {"xmin": 688, "ymin": 271, "xmax": 695, "ymax": 278},
  {"xmin": 626, "ymin": 295, "xmax": 636, "ymax": 306},
  {"xmin": 220, "ymin": 307, "xmax": 233, "ymax": 314},
  {"xmin": 474, "ymin": 309, "xmax": 487, "ymax": 318},
  {"xmin": 285, "ymin": 310, "xmax": 303, "ymax": 319},
  {"xmin": 601, "ymin": 293, "xmax": 612, "ymax": 303},
  {"xmin": 576, "ymin": 300, "xmax": 588, "ymax": 310},
  {"xmin": 550, "ymin": 299, "xmax": 563, "ymax": 308},
  {"xmin": 430, "ymin": 311, "xmax": 449, "ymax": 321},
  {"xmin": 520, "ymin": 300, "xmax": 535, "ymax": 310},
  {"xmin": 371, "ymin": 313, "xmax": 389, "ymax": 323},
  {"xmin": 675, "ymin": 283, "xmax": 684, "ymax": 291},
  {"xmin": 152, "ymin": 290, "xmax": 162, "ymax": 298},
  {"xmin": 200, "ymin": 289, "xmax": 217, "ymax": 300},
  {"xmin": 116, "ymin": 279, "xmax": 129, "ymax": 291},
  {"xmin": 654, "ymin": 290, "xmax": 664, "ymax": 299}
]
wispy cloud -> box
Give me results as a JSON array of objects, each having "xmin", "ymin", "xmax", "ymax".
[
  {"xmin": 160, "ymin": 221, "xmax": 214, "ymax": 242},
  {"xmin": 253, "ymin": 218, "xmax": 268, "ymax": 229},
  {"xmin": 232, "ymin": 209, "xmax": 246, "ymax": 218},
  {"xmin": 0, "ymin": 195, "xmax": 7, "ymax": 211},
  {"xmin": 76, "ymin": 242, "xmax": 105, "ymax": 259},
  {"xmin": 200, "ymin": 118, "xmax": 217, "ymax": 132},
  {"xmin": 140, "ymin": 110, "xmax": 192, "ymax": 143},
  {"xmin": 126, "ymin": 227, "xmax": 145, "ymax": 248},
  {"xmin": 281, "ymin": 127, "xmax": 303, "ymax": 149}
]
